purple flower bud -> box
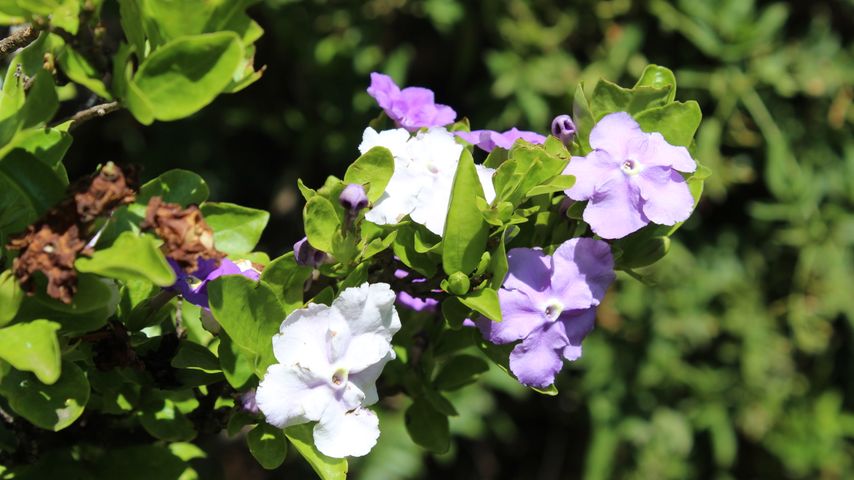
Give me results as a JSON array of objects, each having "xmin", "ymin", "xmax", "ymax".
[
  {"xmin": 551, "ymin": 114, "xmax": 576, "ymax": 146},
  {"xmin": 240, "ymin": 389, "xmax": 260, "ymax": 415},
  {"xmin": 294, "ymin": 237, "xmax": 326, "ymax": 267},
  {"xmin": 339, "ymin": 183, "xmax": 369, "ymax": 213}
]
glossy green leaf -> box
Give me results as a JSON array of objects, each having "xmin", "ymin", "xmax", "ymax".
[
  {"xmin": 405, "ymin": 398, "xmax": 450, "ymax": 453},
  {"xmin": 129, "ymin": 32, "xmax": 244, "ymax": 123},
  {"xmin": 590, "ymin": 78, "xmax": 672, "ymax": 117},
  {"xmin": 0, "ymin": 149, "xmax": 65, "ymax": 226},
  {"xmin": 634, "ymin": 64, "xmax": 677, "ymax": 103},
  {"xmin": 248, "ymin": 423, "xmax": 288, "ymax": 470},
  {"xmin": 459, "ymin": 288, "xmax": 502, "ymax": 322},
  {"xmin": 171, "ymin": 341, "xmax": 221, "ymax": 373},
  {"xmin": 343, "ymin": 146, "xmax": 394, "ymax": 202},
  {"xmin": 201, "ymin": 202, "xmax": 270, "ymax": 254},
  {"xmin": 0, "ymin": 319, "xmax": 61, "ymax": 384},
  {"xmin": 260, "ymin": 252, "xmax": 311, "ymax": 314},
  {"xmin": 634, "ymin": 101, "xmax": 702, "ymax": 147},
  {"xmin": 75, "ymin": 232, "xmax": 176, "ymax": 286},
  {"xmin": 433, "ymin": 354, "xmax": 489, "ymax": 391},
  {"xmin": 525, "ymin": 174, "xmax": 576, "ymax": 197},
  {"xmin": 0, "ymin": 270, "xmax": 24, "ymax": 327},
  {"xmin": 57, "ymin": 47, "xmax": 112, "ymax": 99},
  {"xmin": 285, "ymin": 423, "xmax": 348, "ymax": 480},
  {"xmin": 218, "ymin": 333, "xmax": 256, "ymax": 389},
  {"xmin": 303, "ymin": 195, "xmax": 340, "ymax": 253},
  {"xmin": 442, "ymin": 149, "xmax": 489, "ymax": 275},
  {"xmin": 138, "ymin": 169, "xmax": 209, "ymax": 206},
  {"xmin": 138, "ymin": 392, "xmax": 196, "ymax": 442},
  {"xmin": 0, "ymin": 360, "xmax": 89, "ymax": 431}
]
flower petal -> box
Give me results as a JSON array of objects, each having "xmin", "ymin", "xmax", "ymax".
[
  {"xmin": 550, "ymin": 238, "xmax": 615, "ymax": 309},
  {"xmin": 558, "ymin": 308, "xmax": 597, "ymax": 361},
  {"xmin": 358, "ymin": 127, "xmax": 411, "ymax": 158},
  {"xmin": 339, "ymin": 333, "xmax": 395, "ymax": 373},
  {"xmin": 509, "ymin": 322, "xmax": 569, "ymax": 388},
  {"xmin": 314, "ymin": 405, "xmax": 380, "ymax": 458},
  {"xmin": 475, "ymin": 164, "xmax": 497, "ymax": 203},
  {"xmin": 589, "ymin": 112, "xmax": 646, "ymax": 158},
  {"xmin": 563, "ymin": 150, "xmax": 620, "ymax": 201},
  {"xmin": 644, "ymin": 132, "xmax": 696, "ymax": 173},
  {"xmin": 273, "ymin": 303, "xmax": 342, "ymax": 368},
  {"xmin": 367, "ymin": 73, "xmax": 400, "ymax": 111},
  {"xmin": 347, "ymin": 351, "xmax": 395, "ymax": 406},
  {"xmin": 331, "ymin": 283, "xmax": 400, "ymax": 340},
  {"xmin": 256, "ymin": 364, "xmax": 333, "ymax": 427},
  {"xmin": 503, "ymin": 247, "xmax": 552, "ymax": 293},
  {"xmin": 476, "ymin": 288, "xmax": 545, "ymax": 344},
  {"xmin": 636, "ymin": 166, "xmax": 695, "ymax": 226},
  {"xmin": 583, "ymin": 174, "xmax": 648, "ymax": 239}
]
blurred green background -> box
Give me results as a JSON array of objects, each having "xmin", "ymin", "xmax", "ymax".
[{"xmin": 64, "ymin": 0, "xmax": 853, "ymax": 478}]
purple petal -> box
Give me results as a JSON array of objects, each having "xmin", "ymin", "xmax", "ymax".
[
  {"xmin": 549, "ymin": 238, "xmax": 615, "ymax": 309},
  {"xmin": 396, "ymin": 291, "xmax": 439, "ymax": 312},
  {"xmin": 589, "ymin": 112, "xmax": 647, "ymax": 159},
  {"xmin": 583, "ymin": 175, "xmax": 648, "ymax": 239},
  {"xmin": 563, "ymin": 150, "xmax": 620, "ymax": 201},
  {"xmin": 367, "ymin": 73, "xmax": 400, "ymax": 111},
  {"xmin": 558, "ymin": 308, "xmax": 596, "ymax": 361},
  {"xmin": 636, "ymin": 166, "xmax": 695, "ymax": 226},
  {"xmin": 504, "ymin": 247, "xmax": 551, "ymax": 293},
  {"xmin": 476, "ymin": 289, "xmax": 545, "ymax": 344},
  {"xmin": 643, "ymin": 132, "xmax": 696, "ymax": 173},
  {"xmin": 508, "ymin": 322, "xmax": 569, "ymax": 388}
]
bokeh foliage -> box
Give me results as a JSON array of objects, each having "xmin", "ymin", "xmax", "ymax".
[{"xmin": 53, "ymin": 0, "xmax": 853, "ymax": 478}]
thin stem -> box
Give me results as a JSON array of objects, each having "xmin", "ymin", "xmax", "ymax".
[
  {"xmin": 0, "ymin": 25, "xmax": 39, "ymax": 57},
  {"xmin": 65, "ymin": 101, "xmax": 122, "ymax": 130}
]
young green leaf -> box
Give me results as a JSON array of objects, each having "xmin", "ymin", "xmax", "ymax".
[
  {"xmin": 442, "ymin": 149, "xmax": 489, "ymax": 275},
  {"xmin": 138, "ymin": 169, "xmax": 210, "ymax": 206},
  {"xmin": 634, "ymin": 101, "xmax": 702, "ymax": 147},
  {"xmin": 343, "ymin": 146, "xmax": 394, "ymax": 202},
  {"xmin": 75, "ymin": 232, "xmax": 176, "ymax": 286},
  {"xmin": 260, "ymin": 252, "xmax": 312, "ymax": 314},
  {"xmin": 201, "ymin": 202, "xmax": 270, "ymax": 254},
  {"xmin": 248, "ymin": 423, "xmax": 288, "ymax": 470},
  {"xmin": 0, "ymin": 320, "xmax": 61, "ymax": 384},
  {"xmin": 0, "ymin": 360, "xmax": 89, "ymax": 431},
  {"xmin": 459, "ymin": 288, "xmax": 502, "ymax": 322},
  {"xmin": 0, "ymin": 270, "xmax": 24, "ymax": 327},
  {"xmin": 303, "ymin": 196, "xmax": 340, "ymax": 253},
  {"xmin": 285, "ymin": 424, "xmax": 348, "ymax": 480}
]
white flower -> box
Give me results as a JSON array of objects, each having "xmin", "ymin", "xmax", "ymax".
[
  {"xmin": 255, "ymin": 282, "xmax": 401, "ymax": 458},
  {"xmin": 359, "ymin": 127, "xmax": 497, "ymax": 236}
]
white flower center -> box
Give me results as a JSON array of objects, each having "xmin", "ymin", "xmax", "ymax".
[
  {"xmin": 621, "ymin": 158, "xmax": 641, "ymax": 175},
  {"xmin": 331, "ymin": 367, "xmax": 349, "ymax": 388},
  {"xmin": 543, "ymin": 300, "xmax": 564, "ymax": 321}
]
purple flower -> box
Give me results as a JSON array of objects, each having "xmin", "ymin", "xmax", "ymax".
[
  {"xmin": 393, "ymin": 269, "xmax": 439, "ymax": 312},
  {"xmin": 563, "ymin": 112, "xmax": 697, "ymax": 239},
  {"xmin": 367, "ymin": 73, "xmax": 456, "ymax": 132},
  {"xmin": 456, "ymin": 128, "xmax": 546, "ymax": 152},
  {"xmin": 474, "ymin": 238, "xmax": 615, "ymax": 388},
  {"xmin": 551, "ymin": 114, "xmax": 576, "ymax": 146},
  {"xmin": 339, "ymin": 184, "xmax": 369, "ymax": 213},
  {"xmin": 294, "ymin": 237, "xmax": 327, "ymax": 267},
  {"xmin": 170, "ymin": 257, "xmax": 260, "ymax": 309}
]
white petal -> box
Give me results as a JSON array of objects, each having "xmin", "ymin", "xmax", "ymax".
[
  {"xmin": 409, "ymin": 174, "xmax": 453, "ymax": 236},
  {"xmin": 340, "ymin": 333, "xmax": 395, "ymax": 373},
  {"xmin": 358, "ymin": 127, "xmax": 411, "ymax": 158},
  {"xmin": 347, "ymin": 350, "xmax": 395, "ymax": 407},
  {"xmin": 365, "ymin": 159, "xmax": 429, "ymax": 226},
  {"xmin": 313, "ymin": 405, "xmax": 380, "ymax": 458},
  {"xmin": 475, "ymin": 164, "xmax": 497, "ymax": 203},
  {"xmin": 332, "ymin": 283, "xmax": 401, "ymax": 340},
  {"xmin": 273, "ymin": 303, "xmax": 341, "ymax": 369},
  {"xmin": 256, "ymin": 364, "xmax": 334, "ymax": 427}
]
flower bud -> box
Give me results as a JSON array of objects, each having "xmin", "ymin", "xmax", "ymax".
[
  {"xmin": 339, "ymin": 183, "xmax": 369, "ymax": 213},
  {"xmin": 446, "ymin": 271, "xmax": 471, "ymax": 296},
  {"xmin": 294, "ymin": 237, "xmax": 326, "ymax": 267},
  {"xmin": 551, "ymin": 114, "xmax": 576, "ymax": 146}
]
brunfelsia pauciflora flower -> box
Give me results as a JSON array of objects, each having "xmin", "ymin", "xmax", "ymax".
[{"xmin": 0, "ymin": 64, "xmax": 709, "ymax": 477}]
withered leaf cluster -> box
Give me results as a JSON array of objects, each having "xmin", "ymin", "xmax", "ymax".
[
  {"xmin": 6, "ymin": 163, "xmax": 137, "ymax": 303},
  {"xmin": 141, "ymin": 196, "xmax": 224, "ymax": 273}
]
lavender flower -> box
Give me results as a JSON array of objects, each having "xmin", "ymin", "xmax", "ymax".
[
  {"xmin": 170, "ymin": 258, "xmax": 260, "ymax": 309},
  {"xmin": 339, "ymin": 183, "xmax": 369, "ymax": 213},
  {"xmin": 551, "ymin": 114, "xmax": 576, "ymax": 146},
  {"xmin": 563, "ymin": 112, "xmax": 697, "ymax": 239},
  {"xmin": 294, "ymin": 237, "xmax": 327, "ymax": 267},
  {"xmin": 474, "ymin": 238, "xmax": 615, "ymax": 388},
  {"xmin": 367, "ymin": 73, "xmax": 456, "ymax": 132},
  {"xmin": 455, "ymin": 128, "xmax": 546, "ymax": 152},
  {"xmin": 393, "ymin": 269, "xmax": 439, "ymax": 312},
  {"xmin": 256, "ymin": 283, "xmax": 401, "ymax": 457}
]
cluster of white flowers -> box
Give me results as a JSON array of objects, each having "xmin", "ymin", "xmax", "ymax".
[
  {"xmin": 256, "ymin": 283, "xmax": 401, "ymax": 458},
  {"xmin": 359, "ymin": 127, "xmax": 496, "ymax": 236}
]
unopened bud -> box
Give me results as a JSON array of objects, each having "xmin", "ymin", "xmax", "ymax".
[
  {"xmin": 294, "ymin": 237, "xmax": 327, "ymax": 267},
  {"xmin": 551, "ymin": 114, "xmax": 576, "ymax": 146},
  {"xmin": 339, "ymin": 183, "xmax": 369, "ymax": 213}
]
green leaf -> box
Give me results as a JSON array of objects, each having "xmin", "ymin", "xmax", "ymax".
[
  {"xmin": 218, "ymin": 333, "xmax": 255, "ymax": 389},
  {"xmin": 94, "ymin": 445, "xmax": 195, "ymax": 479},
  {"xmin": 525, "ymin": 174, "xmax": 576, "ymax": 197},
  {"xmin": 117, "ymin": 0, "xmax": 147, "ymax": 57},
  {"xmin": 490, "ymin": 230, "xmax": 509, "ymax": 289},
  {"xmin": 20, "ymin": 71, "xmax": 59, "ymax": 128},
  {"xmin": 0, "ymin": 270, "xmax": 24, "ymax": 327},
  {"xmin": 634, "ymin": 101, "xmax": 702, "ymax": 148},
  {"xmin": 30, "ymin": 273, "xmax": 118, "ymax": 315},
  {"xmin": 171, "ymin": 341, "xmax": 221, "ymax": 372},
  {"xmin": 57, "ymin": 47, "xmax": 112, "ymax": 100},
  {"xmin": 248, "ymin": 423, "xmax": 288, "ymax": 470},
  {"xmin": 0, "ymin": 149, "xmax": 65, "ymax": 224},
  {"xmin": 0, "ymin": 360, "xmax": 89, "ymax": 431},
  {"xmin": 207, "ymin": 276, "xmax": 285, "ymax": 377},
  {"xmin": 634, "ymin": 64, "xmax": 677, "ymax": 103},
  {"xmin": 405, "ymin": 398, "xmax": 450, "ymax": 453},
  {"xmin": 285, "ymin": 423, "xmax": 348, "ymax": 480},
  {"xmin": 0, "ymin": 320, "xmax": 61, "ymax": 384},
  {"xmin": 128, "ymin": 32, "xmax": 244, "ymax": 123},
  {"xmin": 572, "ymin": 83, "xmax": 594, "ymax": 152},
  {"xmin": 138, "ymin": 391, "xmax": 197, "ymax": 442},
  {"xmin": 303, "ymin": 195, "xmax": 340, "ymax": 253},
  {"xmin": 434, "ymin": 354, "xmax": 489, "ymax": 391},
  {"xmin": 260, "ymin": 252, "xmax": 311, "ymax": 314},
  {"xmin": 75, "ymin": 232, "xmax": 176, "ymax": 286},
  {"xmin": 201, "ymin": 202, "xmax": 270, "ymax": 254},
  {"xmin": 459, "ymin": 288, "xmax": 502, "ymax": 322},
  {"xmin": 392, "ymin": 224, "xmax": 438, "ymax": 277},
  {"xmin": 590, "ymin": 78, "xmax": 672, "ymax": 118},
  {"xmin": 615, "ymin": 234, "xmax": 671, "ymax": 269},
  {"xmin": 442, "ymin": 149, "xmax": 489, "ymax": 275},
  {"xmin": 138, "ymin": 169, "xmax": 209, "ymax": 206},
  {"xmin": 343, "ymin": 146, "xmax": 394, "ymax": 202}
]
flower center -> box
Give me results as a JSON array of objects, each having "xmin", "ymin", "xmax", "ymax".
[
  {"xmin": 544, "ymin": 300, "xmax": 564, "ymax": 321},
  {"xmin": 331, "ymin": 367, "xmax": 349, "ymax": 387},
  {"xmin": 621, "ymin": 158, "xmax": 641, "ymax": 175}
]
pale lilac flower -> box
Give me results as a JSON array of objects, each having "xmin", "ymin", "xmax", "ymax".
[
  {"xmin": 474, "ymin": 238, "xmax": 615, "ymax": 388},
  {"xmin": 359, "ymin": 127, "xmax": 496, "ymax": 236},
  {"xmin": 339, "ymin": 183, "xmax": 369, "ymax": 213},
  {"xmin": 294, "ymin": 237, "xmax": 327, "ymax": 267},
  {"xmin": 563, "ymin": 112, "xmax": 697, "ymax": 239},
  {"xmin": 255, "ymin": 283, "xmax": 401, "ymax": 458},
  {"xmin": 169, "ymin": 258, "xmax": 260, "ymax": 309},
  {"xmin": 367, "ymin": 73, "xmax": 456, "ymax": 132},
  {"xmin": 456, "ymin": 128, "xmax": 546, "ymax": 152},
  {"xmin": 551, "ymin": 114, "xmax": 576, "ymax": 146}
]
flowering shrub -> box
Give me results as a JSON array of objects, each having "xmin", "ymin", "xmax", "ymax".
[{"xmin": 0, "ymin": 2, "xmax": 711, "ymax": 478}]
